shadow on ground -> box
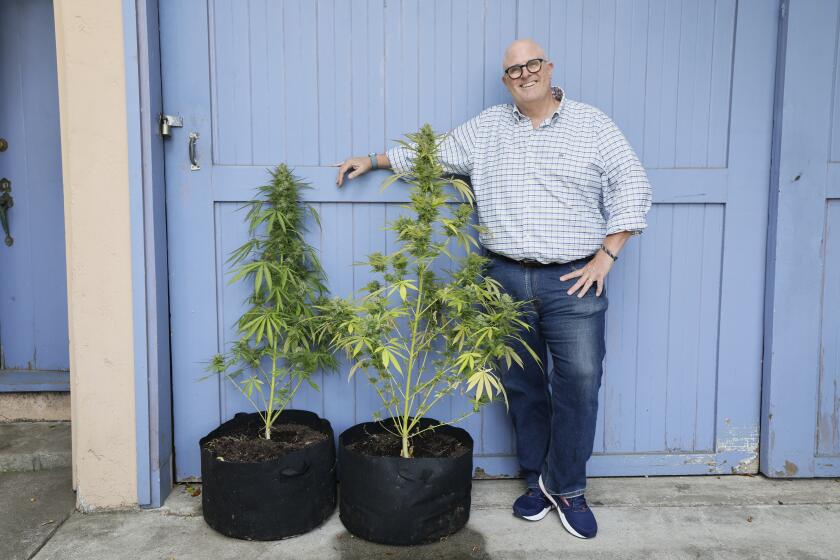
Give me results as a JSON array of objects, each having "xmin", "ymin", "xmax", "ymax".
[{"xmin": 334, "ymin": 526, "xmax": 489, "ymax": 560}]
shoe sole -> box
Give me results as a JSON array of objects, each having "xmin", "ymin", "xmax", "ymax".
[
  {"xmin": 538, "ymin": 475, "xmax": 589, "ymax": 539},
  {"xmin": 513, "ymin": 506, "xmax": 552, "ymax": 522}
]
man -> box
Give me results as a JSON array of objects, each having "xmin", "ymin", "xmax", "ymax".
[{"xmin": 336, "ymin": 39, "xmax": 651, "ymax": 540}]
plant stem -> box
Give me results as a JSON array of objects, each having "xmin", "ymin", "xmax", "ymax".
[
  {"xmin": 400, "ymin": 265, "xmax": 426, "ymax": 458},
  {"xmin": 265, "ymin": 348, "xmax": 277, "ymax": 440}
]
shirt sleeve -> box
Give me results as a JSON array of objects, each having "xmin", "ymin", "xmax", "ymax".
[
  {"xmin": 596, "ymin": 113, "xmax": 652, "ymax": 236},
  {"xmin": 385, "ymin": 111, "xmax": 484, "ymax": 176}
]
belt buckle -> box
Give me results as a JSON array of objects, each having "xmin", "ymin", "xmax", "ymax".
[{"xmin": 519, "ymin": 258, "xmax": 541, "ymax": 267}]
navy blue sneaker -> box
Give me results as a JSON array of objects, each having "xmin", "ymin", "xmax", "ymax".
[
  {"xmin": 538, "ymin": 475, "xmax": 598, "ymax": 539},
  {"xmin": 512, "ymin": 488, "xmax": 554, "ymax": 521}
]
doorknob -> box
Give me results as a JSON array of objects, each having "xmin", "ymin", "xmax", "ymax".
[
  {"xmin": 0, "ymin": 178, "xmax": 13, "ymax": 246},
  {"xmin": 0, "ymin": 138, "xmax": 7, "ymax": 152}
]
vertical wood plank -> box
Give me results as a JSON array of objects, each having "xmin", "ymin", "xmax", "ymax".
[
  {"xmin": 562, "ymin": 0, "xmax": 584, "ymax": 100},
  {"xmin": 657, "ymin": 0, "xmax": 682, "ymax": 169},
  {"xmin": 320, "ymin": 202, "xmax": 357, "ymax": 438},
  {"xmin": 211, "ymin": 0, "xmax": 253, "ymax": 164},
  {"xmin": 603, "ymin": 238, "xmax": 642, "ymax": 452},
  {"xmin": 291, "ymin": 202, "xmax": 326, "ymax": 414},
  {"xmin": 641, "ymin": 2, "xmax": 665, "ymax": 169},
  {"xmin": 694, "ymin": 204, "xmax": 724, "ymax": 452},
  {"xmin": 674, "ymin": 0, "xmax": 699, "ymax": 168},
  {"xmin": 634, "ymin": 205, "xmax": 672, "ymax": 451},
  {"xmin": 484, "ymin": 0, "xmax": 516, "ymax": 107},
  {"xmin": 817, "ymin": 201, "xmax": 840, "ymax": 455},
  {"xmin": 707, "ymin": 0, "xmax": 736, "ymax": 168},
  {"xmin": 352, "ymin": 203, "xmax": 388, "ymax": 422},
  {"xmin": 664, "ymin": 205, "xmax": 704, "ymax": 451},
  {"xmin": 688, "ymin": 0, "xmax": 716, "ymax": 167},
  {"xmin": 249, "ymin": 0, "xmax": 271, "ymax": 164}
]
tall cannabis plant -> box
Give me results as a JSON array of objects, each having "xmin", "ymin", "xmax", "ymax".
[
  {"xmin": 207, "ymin": 164, "xmax": 336, "ymax": 440},
  {"xmin": 319, "ymin": 125, "xmax": 539, "ymax": 458}
]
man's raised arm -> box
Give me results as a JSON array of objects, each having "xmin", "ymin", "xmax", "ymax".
[{"xmin": 335, "ymin": 111, "xmax": 485, "ymax": 187}]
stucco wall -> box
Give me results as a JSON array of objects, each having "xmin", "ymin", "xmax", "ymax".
[{"xmin": 53, "ymin": 0, "xmax": 137, "ymax": 509}]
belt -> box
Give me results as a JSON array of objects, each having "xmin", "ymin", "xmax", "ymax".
[
  {"xmin": 485, "ymin": 250, "xmax": 591, "ymax": 268},
  {"xmin": 485, "ymin": 250, "xmax": 552, "ymax": 267}
]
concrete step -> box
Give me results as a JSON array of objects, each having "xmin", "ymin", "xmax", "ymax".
[{"xmin": 0, "ymin": 422, "xmax": 72, "ymax": 472}]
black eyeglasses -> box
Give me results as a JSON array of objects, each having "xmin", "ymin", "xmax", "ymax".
[{"xmin": 504, "ymin": 58, "xmax": 546, "ymax": 79}]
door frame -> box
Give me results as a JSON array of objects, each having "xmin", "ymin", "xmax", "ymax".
[{"xmin": 122, "ymin": 0, "xmax": 172, "ymax": 507}]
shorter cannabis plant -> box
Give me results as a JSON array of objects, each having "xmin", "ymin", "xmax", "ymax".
[
  {"xmin": 319, "ymin": 125, "xmax": 539, "ymax": 458},
  {"xmin": 207, "ymin": 164, "xmax": 336, "ymax": 440}
]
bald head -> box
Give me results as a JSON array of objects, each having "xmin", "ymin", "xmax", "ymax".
[
  {"xmin": 500, "ymin": 38, "xmax": 555, "ymax": 116},
  {"xmin": 502, "ymin": 39, "xmax": 547, "ymax": 70}
]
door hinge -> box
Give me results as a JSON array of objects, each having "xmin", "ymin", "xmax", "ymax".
[{"xmin": 159, "ymin": 114, "xmax": 183, "ymax": 138}]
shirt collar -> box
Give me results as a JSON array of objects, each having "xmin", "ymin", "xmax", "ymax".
[{"xmin": 512, "ymin": 86, "xmax": 566, "ymax": 124}]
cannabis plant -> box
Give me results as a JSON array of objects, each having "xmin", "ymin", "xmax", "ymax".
[
  {"xmin": 207, "ymin": 164, "xmax": 336, "ymax": 440},
  {"xmin": 318, "ymin": 125, "xmax": 539, "ymax": 458}
]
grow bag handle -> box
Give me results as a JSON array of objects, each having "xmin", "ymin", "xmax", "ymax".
[{"xmin": 278, "ymin": 460, "xmax": 310, "ymax": 479}]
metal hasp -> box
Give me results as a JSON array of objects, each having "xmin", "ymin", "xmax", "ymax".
[
  {"xmin": 0, "ymin": 178, "xmax": 13, "ymax": 246},
  {"xmin": 159, "ymin": 113, "xmax": 183, "ymax": 137}
]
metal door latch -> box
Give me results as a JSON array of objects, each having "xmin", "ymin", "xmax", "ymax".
[
  {"xmin": 159, "ymin": 114, "xmax": 183, "ymax": 137},
  {"xmin": 0, "ymin": 178, "xmax": 13, "ymax": 246},
  {"xmin": 189, "ymin": 133, "xmax": 200, "ymax": 171}
]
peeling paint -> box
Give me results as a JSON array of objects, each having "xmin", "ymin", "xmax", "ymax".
[
  {"xmin": 730, "ymin": 454, "xmax": 759, "ymax": 475},
  {"xmin": 473, "ymin": 467, "xmax": 511, "ymax": 479},
  {"xmin": 784, "ymin": 460, "xmax": 798, "ymax": 476},
  {"xmin": 718, "ymin": 425, "xmax": 759, "ymax": 453},
  {"xmin": 817, "ymin": 412, "xmax": 836, "ymax": 455}
]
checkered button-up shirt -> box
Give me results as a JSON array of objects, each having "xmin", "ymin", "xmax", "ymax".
[{"xmin": 385, "ymin": 87, "xmax": 652, "ymax": 264}]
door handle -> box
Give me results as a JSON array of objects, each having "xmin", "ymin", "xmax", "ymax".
[
  {"xmin": 189, "ymin": 132, "xmax": 200, "ymax": 171},
  {"xmin": 0, "ymin": 178, "xmax": 13, "ymax": 246}
]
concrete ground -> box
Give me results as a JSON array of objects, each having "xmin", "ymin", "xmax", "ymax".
[
  {"xmin": 28, "ymin": 475, "xmax": 840, "ymax": 560},
  {"xmin": 3, "ymin": 422, "xmax": 839, "ymax": 559},
  {"xmin": 0, "ymin": 468, "xmax": 76, "ymax": 560},
  {"xmin": 0, "ymin": 421, "xmax": 75, "ymax": 560}
]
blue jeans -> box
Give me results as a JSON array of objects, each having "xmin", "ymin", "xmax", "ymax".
[{"xmin": 486, "ymin": 253, "xmax": 607, "ymax": 498}]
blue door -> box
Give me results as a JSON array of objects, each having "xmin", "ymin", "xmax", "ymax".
[
  {"xmin": 161, "ymin": 0, "xmax": 777, "ymax": 480},
  {"xmin": 760, "ymin": 0, "xmax": 840, "ymax": 478},
  {"xmin": 0, "ymin": 0, "xmax": 69, "ymax": 391}
]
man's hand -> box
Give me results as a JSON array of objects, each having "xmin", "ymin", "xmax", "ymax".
[
  {"xmin": 561, "ymin": 250, "xmax": 615, "ymax": 298},
  {"xmin": 335, "ymin": 156, "xmax": 373, "ymax": 187}
]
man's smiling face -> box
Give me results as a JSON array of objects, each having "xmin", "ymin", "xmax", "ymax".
[{"xmin": 501, "ymin": 39, "xmax": 554, "ymax": 109}]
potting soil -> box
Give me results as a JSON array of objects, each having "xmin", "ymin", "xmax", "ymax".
[
  {"xmin": 203, "ymin": 422, "xmax": 327, "ymax": 463},
  {"xmin": 344, "ymin": 426, "xmax": 469, "ymax": 458}
]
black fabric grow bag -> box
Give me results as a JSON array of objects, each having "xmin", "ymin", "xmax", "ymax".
[
  {"xmin": 199, "ymin": 410, "xmax": 336, "ymax": 540},
  {"xmin": 338, "ymin": 418, "xmax": 473, "ymax": 545}
]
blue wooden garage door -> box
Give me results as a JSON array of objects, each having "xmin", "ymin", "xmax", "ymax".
[
  {"xmin": 0, "ymin": 0, "xmax": 69, "ymax": 390},
  {"xmin": 161, "ymin": 0, "xmax": 778, "ymax": 480}
]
